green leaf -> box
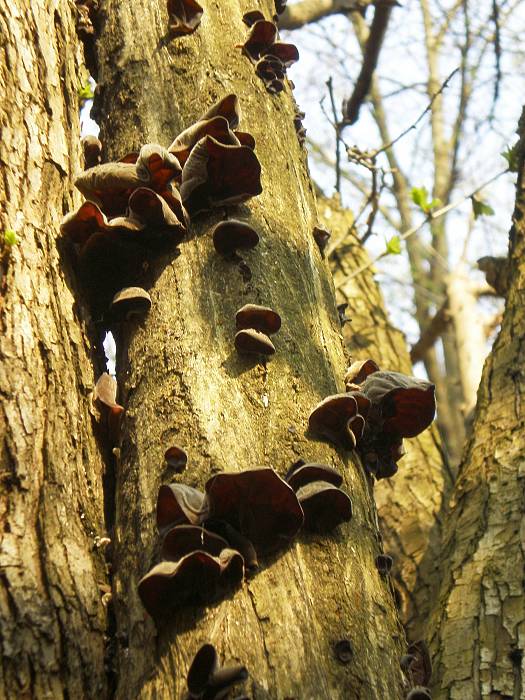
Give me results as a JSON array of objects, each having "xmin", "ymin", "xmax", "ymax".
[
  {"xmin": 471, "ymin": 196, "xmax": 495, "ymax": 219},
  {"xmin": 385, "ymin": 235, "xmax": 401, "ymax": 255},
  {"xmin": 411, "ymin": 186, "xmax": 428, "ymax": 210},
  {"xmin": 78, "ymin": 81, "xmax": 94, "ymax": 106},
  {"xmin": 501, "ymin": 143, "xmax": 520, "ymax": 172},
  {"xmin": 3, "ymin": 230, "xmax": 17, "ymax": 247},
  {"xmin": 427, "ymin": 198, "xmax": 442, "ymax": 211}
]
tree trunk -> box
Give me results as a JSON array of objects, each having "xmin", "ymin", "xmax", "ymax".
[
  {"xmin": 93, "ymin": 1, "xmax": 406, "ymax": 697},
  {"xmin": 324, "ymin": 197, "xmax": 451, "ymax": 643},
  {"xmin": 0, "ymin": 2, "xmax": 109, "ymax": 698},
  {"xmin": 429, "ymin": 110, "xmax": 525, "ymax": 699}
]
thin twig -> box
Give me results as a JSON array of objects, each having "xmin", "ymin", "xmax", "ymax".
[
  {"xmin": 326, "ymin": 77, "xmax": 342, "ymax": 194},
  {"xmin": 335, "ymin": 168, "xmax": 509, "ymax": 286}
]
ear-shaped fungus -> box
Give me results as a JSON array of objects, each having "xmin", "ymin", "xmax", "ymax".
[
  {"xmin": 204, "ymin": 519, "xmax": 259, "ymax": 572},
  {"xmin": 168, "ymin": 116, "xmax": 240, "ymax": 167},
  {"xmin": 308, "ymin": 393, "xmax": 370, "ymax": 449},
  {"xmin": 375, "ymin": 553, "xmax": 393, "ymax": 576},
  {"xmin": 359, "ymin": 371, "xmax": 436, "ymax": 438},
  {"xmin": 161, "ymin": 524, "xmax": 229, "ymax": 561},
  {"xmin": 61, "ymin": 200, "xmax": 143, "ymax": 246},
  {"xmin": 156, "ymin": 483, "xmax": 209, "ymax": 530},
  {"xmin": 296, "ymin": 481, "xmax": 352, "ymax": 532},
  {"xmin": 167, "ymin": 0, "xmax": 203, "ymax": 37},
  {"xmin": 75, "ymin": 143, "xmax": 181, "ymax": 217},
  {"xmin": 199, "ymin": 94, "xmax": 241, "ymax": 130},
  {"xmin": 127, "ymin": 187, "xmax": 187, "ymax": 245},
  {"xmin": 263, "ymin": 42, "xmax": 299, "ymax": 68},
  {"xmin": 241, "ymin": 20, "xmax": 278, "ymax": 62},
  {"xmin": 92, "ymin": 372, "xmax": 124, "ymax": 442},
  {"xmin": 313, "ymin": 226, "xmax": 331, "ymax": 256},
  {"xmin": 187, "ymin": 644, "xmax": 249, "ymax": 700},
  {"xmin": 255, "ymin": 56, "xmax": 286, "ymax": 94},
  {"xmin": 275, "ymin": 0, "xmax": 287, "ymax": 13},
  {"xmin": 137, "ymin": 548, "xmax": 243, "ymax": 617},
  {"xmin": 212, "ymin": 220, "xmax": 259, "ymax": 258},
  {"xmin": 234, "ymin": 304, "xmax": 281, "ymax": 357},
  {"xmin": 180, "ymin": 136, "xmax": 262, "ymax": 216},
  {"xmin": 82, "ymin": 134, "xmax": 102, "ymax": 169},
  {"xmin": 205, "ymin": 468, "xmax": 304, "ymax": 552},
  {"xmin": 110, "ymin": 286, "xmax": 152, "ymax": 321},
  {"xmin": 344, "ymin": 358, "xmax": 380, "ymax": 389},
  {"xmin": 164, "ymin": 445, "xmax": 188, "ymax": 472},
  {"xmin": 285, "ymin": 462, "xmax": 343, "ymax": 491},
  {"xmin": 243, "ymin": 10, "xmax": 265, "ymax": 26}
]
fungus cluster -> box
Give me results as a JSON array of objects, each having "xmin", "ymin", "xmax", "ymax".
[
  {"xmin": 62, "ymin": 95, "xmax": 262, "ymax": 316},
  {"xmin": 167, "ymin": 0, "xmax": 203, "ymax": 37},
  {"xmin": 139, "ymin": 465, "xmax": 352, "ymax": 617},
  {"xmin": 308, "ymin": 358, "xmax": 436, "ymax": 479},
  {"xmin": 240, "ymin": 12, "xmax": 299, "ymax": 94},
  {"xmin": 234, "ymin": 304, "xmax": 281, "ymax": 357},
  {"xmin": 91, "ymin": 372, "xmax": 124, "ymax": 444},
  {"xmin": 185, "ymin": 644, "xmax": 248, "ymax": 699}
]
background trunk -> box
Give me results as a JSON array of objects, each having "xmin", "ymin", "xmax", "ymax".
[
  {"xmin": 428, "ymin": 110, "xmax": 525, "ymax": 699},
  {"xmin": 94, "ymin": 0, "xmax": 407, "ymax": 697},
  {"xmin": 324, "ymin": 198, "xmax": 451, "ymax": 643},
  {"xmin": 0, "ymin": 2, "xmax": 109, "ymax": 698}
]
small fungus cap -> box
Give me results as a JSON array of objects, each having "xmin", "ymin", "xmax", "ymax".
[
  {"xmin": 235, "ymin": 304, "xmax": 281, "ymax": 334},
  {"xmin": 161, "ymin": 525, "xmax": 229, "ymax": 562},
  {"xmin": 110, "ymin": 287, "xmax": 151, "ymax": 320},
  {"xmin": 199, "ymin": 94, "xmax": 241, "ymax": 130},
  {"xmin": 187, "ymin": 644, "xmax": 219, "ymax": 696},
  {"xmin": 205, "ymin": 468, "xmax": 304, "ymax": 551},
  {"xmin": 243, "ymin": 10, "xmax": 265, "ymax": 25},
  {"xmin": 234, "ymin": 329, "xmax": 275, "ymax": 356},
  {"xmin": 344, "ymin": 358, "xmax": 380, "ymax": 388},
  {"xmin": 156, "ymin": 483, "xmax": 209, "ymax": 530},
  {"xmin": 308, "ymin": 393, "xmax": 370, "ymax": 449},
  {"xmin": 168, "ymin": 116, "xmax": 240, "ymax": 166},
  {"xmin": 285, "ymin": 462, "xmax": 343, "ymax": 491},
  {"xmin": 212, "ymin": 220, "xmax": 259, "ymax": 257},
  {"xmin": 167, "ymin": 0, "xmax": 203, "ymax": 37},
  {"xmin": 164, "ymin": 445, "xmax": 188, "ymax": 472},
  {"xmin": 296, "ymin": 481, "xmax": 352, "ymax": 532},
  {"xmin": 242, "ymin": 21, "xmax": 278, "ymax": 62}
]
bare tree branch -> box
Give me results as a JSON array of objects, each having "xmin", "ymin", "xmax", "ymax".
[
  {"xmin": 279, "ymin": 0, "xmax": 371, "ymax": 30},
  {"xmin": 410, "ymin": 304, "xmax": 451, "ymax": 363}
]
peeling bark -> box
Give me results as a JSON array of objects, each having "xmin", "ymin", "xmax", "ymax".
[
  {"xmin": 429, "ymin": 111, "xmax": 525, "ymax": 699},
  {"xmin": 0, "ymin": 2, "xmax": 108, "ymax": 698},
  {"xmin": 93, "ymin": 1, "xmax": 407, "ymax": 697},
  {"xmin": 323, "ymin": 198, "xmax": 450, "ymax": 643}
]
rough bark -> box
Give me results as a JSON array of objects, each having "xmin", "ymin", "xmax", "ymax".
[
  {"xmin": 429, "ymin": 111, "xmax": 525, "ymax": 699},
  {"xmin": 93, "ymin": 0, "xmax": 407, "ymax": 697},
  {"xmin": 0, "ymin": 2, "xmax": 109, "ymax": 698},
  {"xmin": 323, "ymin": 198, "xmax": 451, "ymax": 643}
]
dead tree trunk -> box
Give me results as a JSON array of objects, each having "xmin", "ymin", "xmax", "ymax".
[
  {"xmin": 93, "ymin": 0, "xmax": 407, "ymax": 697},
  {"xmin": 0, "ymin": 2, "xmax": 109, "ymax": 697},
  {"xmin": 428, "ymin": 110, "xmax": 525, "ymax": 699}
]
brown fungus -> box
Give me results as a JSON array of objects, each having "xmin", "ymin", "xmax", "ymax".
[
  {"xmin": 296, "ymin": 481, "xmax": 352, "ymax": 532},
  {"xmin": 406, "ymin": 688, "xmax": 432, "ymax": 700},
  {"xmin": 161, "ymin": 524, "xmax": 228, "ymax": 562},
  {"xmin": 168, "ymin": 116, "xmax": 240, "ymax": 167},
  {"xmin": 234, "ymin": 329, "xmax": 275, "ymax": 356},
  {"xmin": 243, "ymin": 10, "xmax": 265, "ymax": 26},
  {"xmin": 204, "ymin": 519, "xmax": 259, "ymax": 572},
  {"xmin": 82, "ymin": 134, "xmax": 102, "ymax": 169},
  {"xmin": 180, "ymin": 136, "xmax": 262, "ymax": 216},
  {"xmin": 167, "ymin": 0, "xmax": 203, "ymax": 37},
  {"xmin": 241, "ymin": 20, "xmax": 278, "ymax": 62},
  {"xmin": 61, "ymin": 200, "xmax": 143, "ymax": 246},
  {"xmin": 205, "ymin": 467, "xmax": 304, "ymax": 552},
  {"xmin": 308, "ymin": 393, "xmax": 370, "ymax": 449},
  {"xmin": 313, "ymin": 226, "xmax": 331, "ymax": 256},
  {"xmin": 344, "ymin": 358, "xmax": 380, "ymax": 389},
  {"xmin": 255, "ymin": 56, "xmax": 286, "ymax": 94},
  {"xmin": 275, "ymin": 0, "xmax": 287, "ymax": 13},
  {"xmin": 285, "ymin": 462, "xmax": 343, "ymax": 491},
  {"xmin": 200, "ymin": 94, "xmax": 241, "ymax": 130},
  {"xmin": 137, "ymin": 548, "xmax": 243, "ymax": 618},
  {"xmin": 212, "ymin": 220, "xmax": 259, "ymax": 258},
  {"xmin": 164, "ymin": 445, "xmax": 188, "ymax": 472},
  {"xmin": 109, "ymin": 286, "xmax": 151, "ymax": 321},
  {"xmin": 187, "ymin": 644, "xmax": 249, "ymax": 700},
  {"xmin": 235, "ymin": 304, "xmax": 281, "ymax": 335},
  {"xmin": 92, "ymin": 372, "xmax": 124, "ymax": 442},
  {"xmin": 127, "ymin": 187, "xmax": 187, "ymax": 245},
  {"xmin": 156, "ymin": 483, "xmax": 209, "ymax": 531},
  {"xmin": 263, "ymin": 42, "xmax": 299, "ymax": 68},
  {"xmin": 334, "ymin": 639, "xmax": 353, "ymax": 664}
]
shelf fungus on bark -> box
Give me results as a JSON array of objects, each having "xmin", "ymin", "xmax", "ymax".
[
  {"xmin": 82, "ymin": 134, "xmax": 102, "ymax": 169},
  {"xmin": 91, "ymin": 372, "xmax": 124, "ymax": 443},
  {"xmin": 168, "ymin": 116, "xmax": 240, "ymax": 167},
  {"xmin": 255, "ymin": 56, "xmax": 286, "ymax": 94},
  {"xmin": 75, "ymin": 143, "xmax": 182, "ymax": 218},
  {"xmin": 137, "ymin": 548, "xmax": 244, "ymax": 618},
  {"xmin": 275, "ymin": 0, "xmax": 288, "ymax": 14},
  {"xmin": 375, "ymin": 553, "xmax": 393, "ymax": 576},
  {"xmin": 61, "ymin": 200, "xmax": 143, "ymax": 246},
  {"xmin": 161, "ymin": 524, "xmax": 229, "ymax": 562},
  {"xmin": 205, "ymin": 467, "xmax": 304, "ymax": 552},
  {"xmin": 240, "ymin": 19, "xmax": 299, "ymax": 94},
  {"xmin": 180, "ymin": 136, "xmax": 262, "ymax": 216},
  {"xmin": 186, "ymin": 643, "xmax": 249, "ymax": 700},
  {"xmin": 212, "ymin": 220, "xmax": 259, "ymax": 258},
  {"xmin": 344, "ymin": 359, "xmax": 436, "ymax": 479},
  {"xmin": 200, "ymin": 94, "xmax": 241, "ymax": 130},
  {"xmin": 109, "ymin": 286, "xmax": 152, "ymax": 321},
  {"xmin": 204, "ymin": 518, "xmax": 259, "ymax": 572},
  {"xmin": 127, "ymin": 187, "xmax": 187, "ymax": 245},
  {"xmin": 243, "ymin": 10, "xmax": 265, "ymax": 26},
  {"xmin": 167, "ymin": 0, "xmax": 203, "ymax": 37},
  {"xmin": 334, "ymin": 639, "xmax": 354, "ymax": 664},
  {"xmin": 234, "ymin": 303, "xmax": 281, "ymax": 357},
  {"xmin": 313, "ymin": 226, "xmax": 331, "ymax": 256},
  {"xmin": 156, "ymin": 483, "xmax": 210, "ymax": 531},
  {"xmin": 285, "ymin": 462, "xmax": 343, "ymax": 491},
  {"xmin": 308, "ymin": 393, "xmax": 370, "ymax": 449},
  {"xmin": 164, "ymin": 445, "xmax": 188, "ymax": 472},
  {"xmin": 296, "ymin": 481, "xmax": 352, "ymax": 532}
]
